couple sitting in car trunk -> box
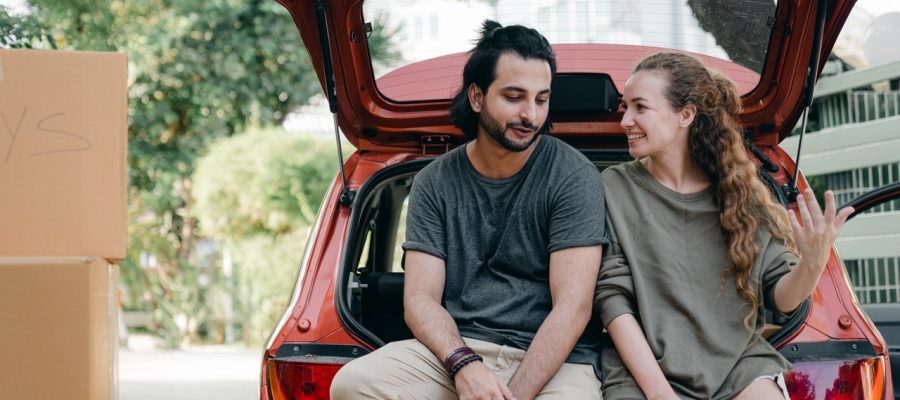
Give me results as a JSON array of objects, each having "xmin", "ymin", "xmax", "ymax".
[{"xmin": 329, "ymin": 20, "xmax": 852, "ymax": 400}]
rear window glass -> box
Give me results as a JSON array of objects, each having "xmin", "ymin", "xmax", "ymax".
[{"xmin": 363, "ymin": 0, "xmax": 778, "ymax": 101}]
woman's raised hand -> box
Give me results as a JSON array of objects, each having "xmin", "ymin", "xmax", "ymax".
[{"xmin": 788, "ymin": 188, "xmax": 855, "ymax": 272}]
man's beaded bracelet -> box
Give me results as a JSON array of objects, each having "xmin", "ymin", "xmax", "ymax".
[{"xmin": 448, "ymin": 353, "xmax": 483, "ymax": 380}]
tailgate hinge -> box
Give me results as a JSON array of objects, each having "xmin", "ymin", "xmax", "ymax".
[{"xmin": 420, "ymin": 135, "xmax": 450, "ymax": 155}]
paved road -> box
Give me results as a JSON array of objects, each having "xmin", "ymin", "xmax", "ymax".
[{"xmin": 120, "ymin": 346, "xmax": 260, "ymax": 400}]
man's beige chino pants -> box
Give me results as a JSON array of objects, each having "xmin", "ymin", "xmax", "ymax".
[{"xmin": 330, "ymin": 337, "xmax": 603, "ymax": 399}]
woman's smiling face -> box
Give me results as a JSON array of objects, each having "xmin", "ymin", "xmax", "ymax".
[{"xmin": 620, "ymin": 70, "xmax": 691, "ymax": 160}]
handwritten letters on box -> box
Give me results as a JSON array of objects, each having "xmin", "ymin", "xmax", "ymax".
[{"xmin": 0, "ymin": 49, "xmax": 126, "ymax": 259}]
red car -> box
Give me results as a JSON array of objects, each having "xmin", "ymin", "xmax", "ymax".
[{"xmin": 261, "ymin": 0, "xmax": 899, "ymax": 398}]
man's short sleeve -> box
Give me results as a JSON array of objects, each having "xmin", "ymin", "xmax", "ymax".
[
  {"xmin": 401, "ymin": 170, "xmax": 447, "ymax": 260},
  {"xmin": 547, "ymin": 165, "xmax": 609, "ymax": 253}
]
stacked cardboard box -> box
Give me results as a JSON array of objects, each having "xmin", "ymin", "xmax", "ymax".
[{"xmin": 0, "ymin": 49, "xmax": 127, "ymax": 400}]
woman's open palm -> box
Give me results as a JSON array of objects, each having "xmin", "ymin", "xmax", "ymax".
[{"xmin": 788, "ymin": 188, "xmax": 855, "ymax": 272}]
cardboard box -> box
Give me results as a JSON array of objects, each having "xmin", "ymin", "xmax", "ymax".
[
  {"xmin": 0, "ymin": 257, "xmax": 119, "ymax": 400},
  {"xmin": 0, "ymin": 49, "xmax": 127, "ymax": 261}
]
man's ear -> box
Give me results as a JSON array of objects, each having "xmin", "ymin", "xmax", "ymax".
[
  {"xmin": 468, "ymin": 84, "xmax": 484, "ymax": 113},
  {"xmin": 679, "ymin": 104, "xmax": 697, "ymax": 128}
]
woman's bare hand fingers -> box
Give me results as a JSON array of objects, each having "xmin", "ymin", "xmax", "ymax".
[
  {"xmin": 804, "ymin": 188, "xmax": 824, "ymax": 228},
  {"xmin": 823, "ymin": 190, "xmax": 837, "ymax": 226},
  {"xmin": 834, "ymin": 205, "xmax": 854, "ymax": 232},
  {"xmin": 796, "ymin": 193, "xmax": 814, "ymax": 230}
]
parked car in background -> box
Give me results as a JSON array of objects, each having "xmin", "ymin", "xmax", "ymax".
[{"xmin": 260, "ymin": 0, "xmax": 898, "ymax": 399}]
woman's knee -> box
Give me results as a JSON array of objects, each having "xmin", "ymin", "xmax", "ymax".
[{"xmin": 734, "ymin": 377, "xmax": 786, "ymax": 400}]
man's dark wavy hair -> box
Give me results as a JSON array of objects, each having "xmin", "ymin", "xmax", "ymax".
[{"xmin": 448, "ymin": 20, "xmax": 556, "ymax": 140}]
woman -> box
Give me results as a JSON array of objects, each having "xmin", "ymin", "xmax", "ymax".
[{"xmin": 595, "ymin": 52, "xmax": 853, "ymax": 400}]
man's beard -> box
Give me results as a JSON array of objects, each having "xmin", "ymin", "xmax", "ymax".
[{"xmin": 478, "ymin": 105, "xmax": 544, "ymax": 152}]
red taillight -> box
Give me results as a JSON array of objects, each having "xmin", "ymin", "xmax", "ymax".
[
  {"xmin": 785, "ymin": 357, "xmax": 888, "ymax": 400},
  {"xmin": 267, "ymin": 359, "xmax": 345, "ymax": 400}
]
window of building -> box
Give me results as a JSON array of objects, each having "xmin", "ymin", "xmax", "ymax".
[
  {"xmin": 430, "ymin": 14, "xmax": 439, "ymax": 38},
  {"xmin": 846, "ymin": 257, "xmax": 900, "ymax": 304},
  {"xmin": 819, "ymin": 162, "xmax": 900, "ymax": 213}
]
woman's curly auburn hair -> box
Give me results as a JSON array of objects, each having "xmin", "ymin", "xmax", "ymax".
[{"xmin": 634, "ymin": 52, "xmax": 797, "ymax": 327}]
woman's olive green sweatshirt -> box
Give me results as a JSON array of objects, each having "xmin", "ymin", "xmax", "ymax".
[{"xmin": 595, "ymin": 160, "xmax": 796, "ymax": 400}]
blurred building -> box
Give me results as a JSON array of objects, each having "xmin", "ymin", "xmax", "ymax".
[{"xmin": 493, "ymin": 0, "xmax": 727, "ymax": 59}]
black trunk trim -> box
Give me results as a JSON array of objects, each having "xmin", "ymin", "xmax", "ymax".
[
  {"xmin": 780, "ymin": 340, "xmax": 877, "ymax": 363},
  {"xmin": 767, "ymin": 298, "xmax": 811, "ymax": 347},
  {"xmin": 274, "ymin": 343, "xmax": 369, "ymax": 363}
]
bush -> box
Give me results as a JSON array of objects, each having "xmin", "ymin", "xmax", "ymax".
[{"xmin": 191, "ymin": 127, "xmax": 341, "ymax": 345}]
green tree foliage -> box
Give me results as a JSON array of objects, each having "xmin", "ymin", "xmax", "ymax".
[
  {"xmin": 192, "ymin": 128, "xmax": 339, "ymax": 345},
  {"xmin": 192, "ymin": 129, "xmax": 336, "ymax": 240},
  {"xmin": 0, "ymin": 5, "xmax": 56, "ymax": 48},
  {"xmin": 229, "ymin": 229, "xmax": 311, "ymax": 345}
]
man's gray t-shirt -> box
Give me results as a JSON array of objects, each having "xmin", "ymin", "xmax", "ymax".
[{"xmin": 402, "ymin": 135, "xmax": 608, "ymax": 368}]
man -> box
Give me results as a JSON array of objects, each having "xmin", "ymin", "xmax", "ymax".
[{"xmin": 330, "ymin": 20, "xmax": 607, "ymax": 400}]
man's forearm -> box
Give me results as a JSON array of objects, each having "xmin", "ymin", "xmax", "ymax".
[
  {"xmin": 405, "ymin": 293, "xmax": 467, "ymax": 361},
  {"xmin": 507, "ymin": 302, "xmax": 591, "ymax": 399}
]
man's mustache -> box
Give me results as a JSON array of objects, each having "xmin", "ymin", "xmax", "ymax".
[{"xmin": 508, "ymin": 121, "xmax": 538, "ymax": 132}]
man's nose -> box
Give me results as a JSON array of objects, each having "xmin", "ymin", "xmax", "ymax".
[{"xmin": 519, "ymin": 100, "xmax": 538, "ymax": 125}]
